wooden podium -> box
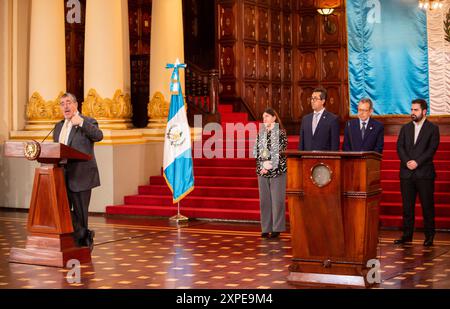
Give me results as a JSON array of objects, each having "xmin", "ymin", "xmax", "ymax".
[
  {"xmin": 285, "ymin": 151, "xmax": 382, "ymax": 287},
  {"xmin": 3, "ymin": 141, "xmax": 92, "ymax": 267}
]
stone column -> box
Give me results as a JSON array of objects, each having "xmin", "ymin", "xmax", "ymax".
[
  {"xmin": 148, "ymin": 0, "xmax": 185, "ymax": 128},
  {"xmin": 84, "ymin": 0, "xmax": 132, "ymax": 129},
  {"xmin": 26, "ymin": 0, "xmax": 66, "ymax": 130}
]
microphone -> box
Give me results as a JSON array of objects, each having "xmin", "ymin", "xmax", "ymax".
[{"xmin": 41, "ymin": 127, "xmax": 55, "ymax": 143}]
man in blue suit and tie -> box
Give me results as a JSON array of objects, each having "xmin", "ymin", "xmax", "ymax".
[
  {"xmin": 299, "ymin": 87, "xmax": 340, "ymax": 151},
  {"xmin": 342, "ymin": 98, "xmax": 384, "ymax": 154}
]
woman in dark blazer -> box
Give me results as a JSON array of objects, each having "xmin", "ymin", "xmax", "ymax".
[{"xmin": 253, "ymin": 108, "xmax": 287, "ymax": 239}]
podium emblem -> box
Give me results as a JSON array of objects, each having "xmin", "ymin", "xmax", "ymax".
[
  {"xmin": 23, "ymin": 140, "xmax": 41, "ymax": 161},
  {"xmin": 310, "ymin": 163, "xmax": 332, "ymax": 187}
]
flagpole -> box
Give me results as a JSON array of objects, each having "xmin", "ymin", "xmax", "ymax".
[
  {"xmin": 165, "ymin": 59, "xmax": 192, "ymax": 224},
  {"xmin": 170, "ymin": 202, "xmax": 189, "ymax": 222}
]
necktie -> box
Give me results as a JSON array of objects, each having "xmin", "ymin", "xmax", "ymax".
[
  {"xmin": 312, "ymin": 113, "xmax": 320, "ymax": 135},
  {"xmin": 361, "ymin": 122, "xmax": 366, "ymax": 140},
  {"xmin": 59, "ymin": 120, "xmax": 69, "ymax": 145}
]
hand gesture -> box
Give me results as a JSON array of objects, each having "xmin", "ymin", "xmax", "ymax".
[
  {"xmin": 262, "ymin": 161, "xmax": 273, "ymax": 170},
  {"xmin": 71, "ymin": 114, "xmax": 83, "ymax": 127}
]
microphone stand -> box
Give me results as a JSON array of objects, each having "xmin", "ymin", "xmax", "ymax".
[{"xmin": 41, "ymin": 127, "xmax": 55, "ymax": 143}]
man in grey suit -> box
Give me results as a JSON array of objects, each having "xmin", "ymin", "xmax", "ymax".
[
  {"xmin": 299, "ymin": 87, "xmax": 340, "ymax": 151},
  {"xmin": 53, "ymin": 92, "xmax": 103, "ymax": 251}
]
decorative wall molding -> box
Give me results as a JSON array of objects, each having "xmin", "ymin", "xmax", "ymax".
[
  {"xmin": 217, "ymin": 0, "xmax": 348, "ymax": 134},
  {"xmin": 26, "ymin": 92, "xmax": 64, "ymax": 122},
  {"xmin": 81, "ymin": 89, "xmax": 133, "ymax": 129},
  {"xmin": 147, "ymin": 91, "xmax": 170, "ymax": 128}
]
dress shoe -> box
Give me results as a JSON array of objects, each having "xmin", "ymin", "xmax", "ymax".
[
  {"xmin": 261, "ymin": 233, "xmax": 270, "ymax": 238},
  {"xmin": 423, "ymin": 236, "xmax": 434, "ymax": 247},
  {"xmin": 270, "ymin": 232, "xmax": 280, "ymax": 239},
  {"xmin": 86, "ymin": 230, "xmax": 95, "ymax": 252},
  {"xmin": 393, "ymin": 236, "xmax": 413, "ymax": 244},
  {"xmin": 75, "ymin": 238, "xmax": 87, "ymax": 248}
]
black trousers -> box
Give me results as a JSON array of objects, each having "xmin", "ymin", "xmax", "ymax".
[
  {"xmin": 67, "ymin": 189, "xmax": 92, "ymax": 246},
  {"xmin": 400, "ymin": 177, "xmax": 435, "ymax": 238}
]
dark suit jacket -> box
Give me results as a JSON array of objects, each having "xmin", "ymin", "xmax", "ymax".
[
  {"xmin": 53, "ymin": 115, "xmax": 103, "ymax": 192},
  {"xmin": 397, "ymin": 119, "xmax": 440, "ymax": 180},
  {"xmin": 299, "ymin": 110, "xmax": 340, "ymax": 151},
  {"xmin": 343, "ymin": 118, "xmax": 384, "ymax": 154}
]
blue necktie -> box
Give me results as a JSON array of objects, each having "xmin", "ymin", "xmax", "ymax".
[{"xmin": 361, "ymin": 122, "xmax": 366, "ymax": 140}]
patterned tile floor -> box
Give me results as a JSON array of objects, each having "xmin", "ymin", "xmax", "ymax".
[{"xmin": 0, "ymin": 210, "xmax": 449, "ymax": 289}]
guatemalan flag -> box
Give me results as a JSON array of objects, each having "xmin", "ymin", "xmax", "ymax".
[
  {"xmin": 163, "ymin": 59, "xmax": 194, "ymax": 203},
  {"xmin": 347, "ymin": 0, "xmax": 450, "ymax": 115}
]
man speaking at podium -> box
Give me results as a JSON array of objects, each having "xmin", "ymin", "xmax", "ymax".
[{"xmin": 53, "ymin": 92, "xmax": 103, "ymax": 251}]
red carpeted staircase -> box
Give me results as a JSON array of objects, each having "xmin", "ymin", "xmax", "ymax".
[
  {"xmin": 379, "ymin": 136, "xmax": 450, "ymax": 228},
  {"xmin": 106, "ymin": 105, "xmax": 450, "ymax": 229}
]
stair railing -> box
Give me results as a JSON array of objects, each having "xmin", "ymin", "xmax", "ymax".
[{"xmin": 185, "ymin": 61, "xmax": 221, "ymax": 126}]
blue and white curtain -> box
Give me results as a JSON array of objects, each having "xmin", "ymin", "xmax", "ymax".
[{"xmin": 347, "ymin": 0, "xmax": 450, "ymax": 115}]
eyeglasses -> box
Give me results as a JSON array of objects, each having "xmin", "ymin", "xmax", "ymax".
[
  {"xmin": 60, "ymin": 101, "xmax": 74, "ymax": 107},
  {"xmin": 309, "ymin": 97, "xmax": 323, "ymax": 102},
  {"xmin": 357, "ymin": 108, "xmax": 370, "ymax": 113}
]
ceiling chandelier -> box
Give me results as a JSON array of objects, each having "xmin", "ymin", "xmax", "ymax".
[{"xmin": 419, "ymin": 0, "xmax": 444, "ymax": 10}]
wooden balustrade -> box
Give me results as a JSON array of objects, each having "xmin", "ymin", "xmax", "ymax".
[{"xmin": 185, "ymin": 61, "xmax": 221, "ymax": 126}]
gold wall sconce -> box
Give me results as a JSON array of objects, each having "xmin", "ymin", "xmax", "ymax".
[{"xmin": 317, "ymin": 8, "xmax": 336, "ymax": 34}]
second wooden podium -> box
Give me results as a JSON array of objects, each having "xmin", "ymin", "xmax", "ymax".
[
  {"xmin": 4, "ymin": 141, "xmax": 93, "ymax": 267},
  {"xmin": 285, "ymin": 151, "xmax": 382, "ymax": 287}
]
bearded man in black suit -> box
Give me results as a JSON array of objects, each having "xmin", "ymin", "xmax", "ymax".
[{"xmin": 394, "ymin": 99, "xmax": 440, "ymax": 247}]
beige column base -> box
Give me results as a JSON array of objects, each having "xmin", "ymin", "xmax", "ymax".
[
  {"xmin": 82, "ymin": 89, "xmax": 133, "ymax": 130},
  {"xmin": 147, "ymin": 119, "xmax": 167, "ymax": 129},
  {"xmin": 25, "ymin": 120, "xmax": 60, "ymax": 132},
  {"xmin": 9, "ymin": 126, "xmax": 202, "ymax": 144},
  {"xmin": 24, "ymin": 92, "xmax": 64, "ymax": 131},
  {"xmin": 95, "ymin": 119, "xmax": 133, "ymax": 130}
]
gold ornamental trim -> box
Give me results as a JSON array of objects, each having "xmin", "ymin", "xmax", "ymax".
[
  {"xmin": 82, "ymin": 89, "xmax": 132, "ymax": 120},
  {"xmin": 148, "ymin": 91, "xmax": 169, "ymax": 121},
  {"xmin": 445, "ymin": 7, "xmax": 450, "ymax": 43},
  {"xmin": 26, "ymin": 92, "xmax": 64, "ymax": 121}
]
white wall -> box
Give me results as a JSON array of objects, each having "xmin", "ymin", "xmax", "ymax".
[
  {"xmin": 91, "ymin": 142, "xmax": 164, "ymax": 212},
  {"xmin": 0, "ymin": 142, "xmax": 164, "ymax": 213},
  {"xmin": 0, "ymin": 144, "xmax": 38, "ymax": 209}
]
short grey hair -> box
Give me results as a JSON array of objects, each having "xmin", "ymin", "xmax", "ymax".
[
  {"xmin": 358, "ymin": 98, "xmax": 373, "ymax": 110},
  {"xmin": 61, "ymin": 92, "xmax": 78, "ymax": 104}
]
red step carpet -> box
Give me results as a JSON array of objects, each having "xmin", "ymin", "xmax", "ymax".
[{"xmin": 106, "ymin": 105, "xmax": 450, "ymax": 229}]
